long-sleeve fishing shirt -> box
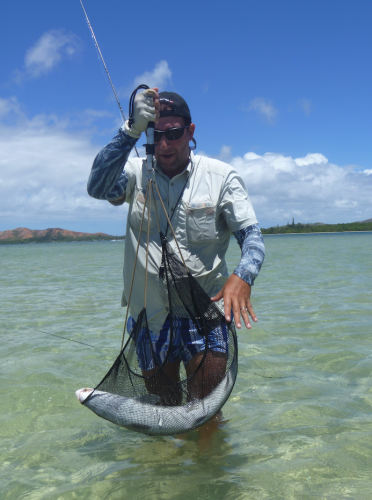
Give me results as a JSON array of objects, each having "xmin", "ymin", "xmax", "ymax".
[{"xmin": 88, "ymin": 129, "xmax": 265, "ymax": 334}]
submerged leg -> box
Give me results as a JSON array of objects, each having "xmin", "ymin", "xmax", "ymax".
[
  {"xmin": 196, "ymin": 410, "xmax": 230, "ymax": 451},
  {"xmin": 186, "ymin": 350, "xmax": 227, "ymax": 401},
  {"xmin": 185, "ymin": 351, "xmax": 228, "ymax": 448},
  {"xmin": 142, "ymin": 360, "xmax": 182, "ymax": 405}
]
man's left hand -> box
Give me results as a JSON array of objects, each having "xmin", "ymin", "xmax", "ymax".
[{"xmin": 211, "ymin": 274, "xmax": 257, "ymax": 329}]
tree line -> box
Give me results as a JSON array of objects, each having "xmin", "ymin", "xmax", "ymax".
[{"xmin": 261, "ymin": 221, "xmax": 372, "ymax": 234}]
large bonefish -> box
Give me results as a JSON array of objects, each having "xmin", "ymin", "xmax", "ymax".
[{"xmin": 75, "ymin": 368, "xmax": 235, "ymax": 436}]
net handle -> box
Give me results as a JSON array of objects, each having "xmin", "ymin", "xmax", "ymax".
[
  {"xmin": 120, "ymin": 182, "xmax": 151, "ymax": 350},
  {"xmin": 143, "ymin": 183, "xmax": 152, "ymax": 309}
]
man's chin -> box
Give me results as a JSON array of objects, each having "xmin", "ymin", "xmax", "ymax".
[
  {"xmin": 158, "ymin": 153, "xmax": 175, "ymax": 164},
  {"xmin": 157, "ymin": 156, "xmax": 177, "ymax": 171},
  {"xmin": 156, "ymin": 154, "xmax": 189, "ymax": 178}
]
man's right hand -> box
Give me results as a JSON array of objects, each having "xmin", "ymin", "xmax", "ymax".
[{"xmin": 123, "ymin": 87, "xmax": 160, "ymax": 138}]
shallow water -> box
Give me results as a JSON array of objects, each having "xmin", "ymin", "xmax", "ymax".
[{"xmin": 1, "ymin": 233, "xmax": 372, "ymax": 499}]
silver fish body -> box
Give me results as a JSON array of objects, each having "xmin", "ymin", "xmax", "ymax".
[{"xmin": 75, "ymin": 369, "xmax": 235, "ymax": 436}]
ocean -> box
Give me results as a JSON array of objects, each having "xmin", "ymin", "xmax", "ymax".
[{"xmin": 1, "ymin": 232, "xmax": 372, "ymax": 499}]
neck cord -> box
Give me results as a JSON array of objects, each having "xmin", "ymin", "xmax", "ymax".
[{"xmin": 161, "ymin": 155, "xmax": 195, "ymax": 239}]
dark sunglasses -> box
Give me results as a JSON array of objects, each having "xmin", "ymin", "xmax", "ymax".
[{"xmin": 154, "ymin": 125, "xmax": 189, "ymax": 142}]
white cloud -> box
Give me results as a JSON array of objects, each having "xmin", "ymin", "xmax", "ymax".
[
  {"xmin": 16, "ymin": 29, "xmax": 81, "ymax": 81},
  {"xmin": 227, "ymin": 149, "xmax": 372, "ymax": 226},
  {"xmin": 198, "ymin": 145, "xmax": 232, "ymax": 162},
  {"xmin": 1, "ymin": 96, "xmax": 371, "ymax": 233},
  {"xmin": 298, "ymin": 98, "xmax": 312, "ymax": 116},
  {"xmin": 122, "ymin": 61, "xmax": 172, "ymax": 96},
  {"xmin": 0, "ymin": 98, "xmax": 127, "ymax": 231},
  {"xmin": 246, "ymin": 98, "xmax": 278, "ymax": 124},
  {"xmin": 0, "ymin": 96, "xmax": 22, "ymax": 118},
  {"xmin": 217, "ymin": 145, "xmax": 232, "ymax": 162},
  {"xmin": 133, "ymin": 60, "xmax": 172, "ymax": 90},
  {"xmin": 294, "ymin": 153, "xmax": 327, "ymax": 167}
]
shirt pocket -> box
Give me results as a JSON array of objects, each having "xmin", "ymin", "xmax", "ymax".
[{"xmin": 185, "ymin": 201, "xmax": 217, "ymax": 242}]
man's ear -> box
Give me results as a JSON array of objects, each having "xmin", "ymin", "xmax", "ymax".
[{"xmin": 188, "ymin": 123, "xmax": 195, "ymax": 139}]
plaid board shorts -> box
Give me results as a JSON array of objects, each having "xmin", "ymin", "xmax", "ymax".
[{"xmin": 127, "ymin": 315, "xmax": 229, "ymax": 371}]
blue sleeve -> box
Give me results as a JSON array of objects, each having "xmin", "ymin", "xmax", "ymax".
[
  {"xmin": 233, "ymin": 224, "xmax": 265, "ymax": 286},
  {"xmin": 87, "ymin": 128, "xmax": 138, "ymax": 200}
]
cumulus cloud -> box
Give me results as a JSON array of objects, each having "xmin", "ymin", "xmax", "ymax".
[
  {"xmin": 0, "ymin": 97, "xmax": 127, "ymax": 231},
  {"xmin": 245, "ymin": 98, "xmax": 278, "ymax": 124},
  {"xmin": 1, "ymin": 95, "xmax": 370, "ymax": 233},
  {"xmin": 15, "ymin": 29, "xmax": 81, "ymax": 81},
  {"xmin": 122, "ymin": 61, "xmax": 172, "ymax": 96},
  {"xmin": 227, "ymin": 149, "xmax": 372, "ymax": 226}
]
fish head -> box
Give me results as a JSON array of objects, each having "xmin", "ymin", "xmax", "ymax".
[{"xmin": 75, "ymin": 387, "xmax": 94, "ymax": 403}]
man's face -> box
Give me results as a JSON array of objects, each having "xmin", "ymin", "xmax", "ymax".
[{"xmin": 154, "ymin": 116, "xmax": 195, "ymax": 178}]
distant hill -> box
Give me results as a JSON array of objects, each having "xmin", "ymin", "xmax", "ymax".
[
  {"xmin": 0, "ymin": 227, "xmax": 125, "ymax": 244},
  {"xmin": 262, "ymin": 219, "xmax": 372, "ymax": 235}
]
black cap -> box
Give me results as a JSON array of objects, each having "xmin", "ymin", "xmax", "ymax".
[{"xmin": 158, "ymin": 91, "xmax": 192, "ymax": 125}]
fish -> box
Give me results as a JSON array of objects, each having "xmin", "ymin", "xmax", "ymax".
[{"xmin": 75, "ymin": 368, "xmax": 235, "ymax": 436}]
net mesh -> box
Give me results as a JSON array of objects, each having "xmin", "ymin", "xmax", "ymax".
[{"xmin": 84, "ymin": 233, "xmax": 238, "ymax": 435}]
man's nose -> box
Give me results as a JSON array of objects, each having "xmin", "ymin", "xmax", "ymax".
[{"xmin": 158, "ymin": 134, "xmax": 171, "ymax": 149}]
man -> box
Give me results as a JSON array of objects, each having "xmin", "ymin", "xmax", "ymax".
[{"xmin": 87, "ymin": 88, "xmax": 265, "ymax": 401}]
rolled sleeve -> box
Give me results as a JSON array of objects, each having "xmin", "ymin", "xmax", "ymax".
[{"xmin": 219, "ymin": 170, "xmax": 258, "ymax": 232}]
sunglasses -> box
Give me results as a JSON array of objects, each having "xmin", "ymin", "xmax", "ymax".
[{"xmin": 154, "ymin": 125, "xmax": 189, "ymax": 142}]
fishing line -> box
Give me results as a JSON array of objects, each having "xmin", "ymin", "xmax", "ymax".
[
  {"xmin": 79, "ymin": 0, "xmax": 140, "ymax": 157},
  {"xmin": 96, "ymin": 50, "xmax": 125, "ymax": 126},
  {"xmin": 28, "ymin": 327, "xmax": 95, "ymax": 348}
]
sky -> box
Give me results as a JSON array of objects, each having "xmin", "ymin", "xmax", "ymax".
[{"xmin": 1, "ymin": 0, "xmax": 371, "ymax": 235}]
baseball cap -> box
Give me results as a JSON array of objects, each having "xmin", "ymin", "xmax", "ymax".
[{"xmin": 158, "ymin": 92, "xmax": 192, "ymax": 125}]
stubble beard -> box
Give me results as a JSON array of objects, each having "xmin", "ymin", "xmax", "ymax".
[{"xmin": 156, "ymin": 145, "xmax": 190, "ymax": 178}]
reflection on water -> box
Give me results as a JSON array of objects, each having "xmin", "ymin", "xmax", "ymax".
[{"xmin": 1, "ymin": 233, "xmax": 372, "ymax": 499}]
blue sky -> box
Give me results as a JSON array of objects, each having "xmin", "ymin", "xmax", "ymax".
[{"xmin": 1, "ymin": 0, "xmax": 371, "ymax": 234}]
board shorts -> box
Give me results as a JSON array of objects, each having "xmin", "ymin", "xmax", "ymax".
[{"xmin": 127, "ymin": 315, "xmax": 229, "ymax": 371}]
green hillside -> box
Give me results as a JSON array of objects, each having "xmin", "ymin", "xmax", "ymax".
[{"xmin": 0, "ymin": 228, "xmax": 125, "ymax": 244}]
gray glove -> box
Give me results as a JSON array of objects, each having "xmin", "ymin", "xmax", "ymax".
[{"xmin": 123, "ymin": 89, "xmax": 157, "ymax": 139}]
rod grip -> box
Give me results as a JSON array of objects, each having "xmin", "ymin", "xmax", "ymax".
[
  {"xmin": 145, "ymin": 122, "xmax": 156, "ymax": 171},
  {"xmin": 146, "ymin": 122, "xmax": 155, "ymax": 155}
]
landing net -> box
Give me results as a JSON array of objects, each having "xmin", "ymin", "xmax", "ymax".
[{"xmin": 80, "ymin": 180, "xmax": 238, "ymax": 435}]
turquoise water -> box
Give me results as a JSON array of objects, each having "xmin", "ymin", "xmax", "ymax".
[{"xmin": 1, "ymin": 233, "xmax": 372, "ymax": 499}]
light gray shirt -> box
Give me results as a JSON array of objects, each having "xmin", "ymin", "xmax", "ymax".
[{"xmin": 122, "ymin": 152, "xmax": 258, "ymax": 334}]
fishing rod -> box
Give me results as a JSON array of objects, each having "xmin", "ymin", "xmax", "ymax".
[{"xmin": 79, "ymin": 0, "xmax": 140, "ymax": 158}]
